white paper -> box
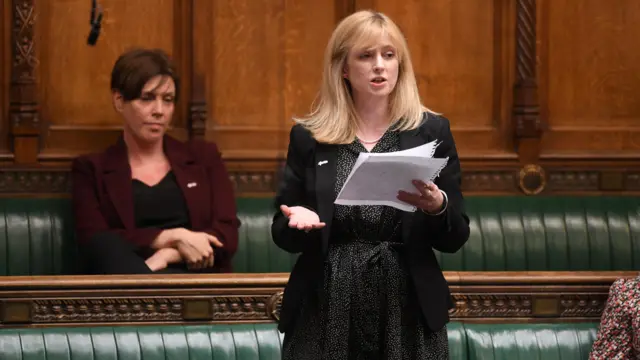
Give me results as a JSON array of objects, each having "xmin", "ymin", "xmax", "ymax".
[{"xmin": 335, "ymin": 141, "xmax": 448, "ymax": 212}]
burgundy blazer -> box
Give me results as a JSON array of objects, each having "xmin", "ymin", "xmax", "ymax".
[{"xmin": 71, "ymin": 135, "xmax": 240, "ymax": 272}]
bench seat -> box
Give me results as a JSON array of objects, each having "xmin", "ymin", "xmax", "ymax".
[
  {"xmin": 0, "ymin": 196, "xmax": 637, "ymax": 275},
  {"xmin": 0, "ymin": 322, "xmax": 599, "ymax": 359}
]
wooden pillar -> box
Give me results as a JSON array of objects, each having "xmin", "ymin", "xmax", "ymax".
[{"xmin": 10, "ymin": 0, "xmax": 40, "ymax": 164}]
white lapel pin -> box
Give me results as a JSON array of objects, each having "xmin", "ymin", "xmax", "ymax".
[
  {"xmin": 318, "ymin": 160, "xmax": 328, "ymax": 166},
  {"xmin": 187, "ymin": 182, "xmax": 197, "ymax": 188}
]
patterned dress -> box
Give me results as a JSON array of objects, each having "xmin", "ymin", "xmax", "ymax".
[
  {"xmin": 589, "ymin": 276, "xmax": 640, "ymax": 359},
  {"xmin": 282, "ymin": 131, "xmax": 449, "ymax": 360}
]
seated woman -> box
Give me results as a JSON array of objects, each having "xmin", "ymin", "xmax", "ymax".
[
  {"xmin": 71, "ymin": 48, "xmax": 240, "ymax": 274},
  {"xmin": 589, "ymin": 276, "xmax": 640, "ymax": 359}
]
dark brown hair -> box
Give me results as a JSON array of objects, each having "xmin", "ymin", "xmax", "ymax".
[{"xmin": 110, "ymin": 48, "xmax": 179, "ymax": 102}]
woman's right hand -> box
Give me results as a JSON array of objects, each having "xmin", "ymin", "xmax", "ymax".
[
  {"xmin": 280, "ymin": 205, "xmax": 325, "ymax": 232},
  {"xmin": 170, "ymin": 228, "xmax": 223, "ymax": 269}
]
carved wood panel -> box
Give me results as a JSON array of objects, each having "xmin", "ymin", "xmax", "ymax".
[
  {"xmin": 0, "ymin": 0, "xmax": 9, "ymax": 160},
  {"xmin": 0, "ymin": 272, "xmax": 633, "ymax": 325}
]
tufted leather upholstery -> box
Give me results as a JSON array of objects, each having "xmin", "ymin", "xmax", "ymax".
[
  {"xmin": 0, "ymin": 322, "xmax": 598, "ymax": 359},
  {"xmin": 0, "ymin": 196, "xmax": 637, "ymax": 275}
]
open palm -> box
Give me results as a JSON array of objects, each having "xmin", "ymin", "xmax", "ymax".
[{"xmin": 280, "ymin": 205, "xmax": 326, "ymax": 232}]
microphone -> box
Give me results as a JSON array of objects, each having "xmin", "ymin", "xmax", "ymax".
[{"xmin": 87, "ymin": 0, "xmax": 103, "ymax": 46}]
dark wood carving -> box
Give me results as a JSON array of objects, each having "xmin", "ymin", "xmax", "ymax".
[
  {"xmin": 513, "ymin": 0, "xmax": 541, "ymax": 140},
  {"xmin": 10, "ymin": 0, "xmax": 39, "ymax": 164},
  {"xmin": 450, "ymin": 295, "xmax": 532, "ymax": 318},
  {"xmin": 0, "ymin": 167, "xmax": 639, "ymax": 196},
  {"xmin": 0, "ymin": 272, "xmax": 632, "ymax": 326},
  {"xmin": 32, "ymin": 298, "xmax": 184, "ymax": 323},
  {"xmin": 0, "ymin": 169, "xmax": 70, "ymax": 193}
]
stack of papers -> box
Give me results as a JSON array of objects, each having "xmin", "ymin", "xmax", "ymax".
[{"xmin": 335, "ymin": 140, "xmax": 448, "ymax": 212}]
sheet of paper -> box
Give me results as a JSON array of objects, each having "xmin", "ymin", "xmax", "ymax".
[{"xmin": 335, "ymin": 144, "xmax": 449, "ymax": 212}]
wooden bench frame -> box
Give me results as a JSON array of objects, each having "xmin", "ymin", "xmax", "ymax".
[{"xmin": 0, "ymin": 271, "xmax": 635, "ymax": 328}]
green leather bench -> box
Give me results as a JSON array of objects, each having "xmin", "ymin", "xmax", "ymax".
[
  {"xmin": 0, "ymin": 196, "xmax": 637, "ymax": 275},
  {"xmin": 0, "ymin": 322, "xmax": 599, "ymax": 359}
]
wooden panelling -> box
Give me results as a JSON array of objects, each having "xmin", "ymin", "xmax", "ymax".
[
  {"xmin": 32, "ymin": 0, "xmax": 190, "ymax": 163},
  {"xmin": 200, "ymin": 0, "xmax": 340, "ymax": 161},
  {"xmin": 1, "ymin": 0, "xmax": 10, "ymax": 160},
  {"xmin": 363, "ymin": 0, "xmax": 516, "ymax": 158},
  {"xmin": 1, "ymin": 0, "xmax": 639, "ymax": 195},
  {"xmin": 0, "ymin": 271, "xmax": 634, "ymax": 326},
  {"xmin": 538, "ymin": 0, "xmax": 640, "ymax": 158}
]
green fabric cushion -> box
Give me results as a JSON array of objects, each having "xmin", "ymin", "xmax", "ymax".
[
  {"xmin": 0, "ymin": 322, "xmax": 599, "ymax": 359},
  {"xmin": 0, "ymin": 196, "xmax": 636, "ymax": 274}
]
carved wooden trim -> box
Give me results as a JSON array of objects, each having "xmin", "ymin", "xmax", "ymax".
[
  {"xmin": 513, "ymin": 0, "xmax": 542, "ymax": 170},
  {"xmin": 189, "ymin": 0, "xmax": 210, "ymax": 139},
  {"xmin": 0, "ymin": 169, "xmax": 70, "ymax": 193},
  {"xmin": 10, "ymin": 0, "xmax": 40, "ymax": 164},
  {"xmin": 0, "ymin": 272, "xmax": 632, "ymax": 326},
  {"xmin": 513, "ymin": 0, "xmax": 540, "ymax": 138},
  {"xmin": 0, "ymin": 167, "xmax": 639, "ymax": 195},
  {"xmin": 519, "ymin": 164, "xmax": 546, "ymax": 195},
  {"xmin": 515, "ymin": 0, "xmax": 536, "ymax": 83}
]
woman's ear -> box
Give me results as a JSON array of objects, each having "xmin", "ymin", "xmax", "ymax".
[{"xmin": 111, "ymin": 91, "xmax": 124, "ymax": 113}]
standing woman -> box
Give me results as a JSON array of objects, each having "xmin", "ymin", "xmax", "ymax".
[{"xmin": 272, "ymin": 10, "xmax": 470, "ymax": 359}]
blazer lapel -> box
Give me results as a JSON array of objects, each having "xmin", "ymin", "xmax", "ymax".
[
  {"xmin": 399, "ymin": 127, "xmax": 428, "ymax": 243},
  {"xmin": 165, "ymin": 136, "xmax": 209, "ymax": 231},
  {"xmin": 103, "ymin": 139, "xmax": 136, "ymax": 229},
  {"xmin": 314, "ymin": 142, "xmax": 337, "ymax": 255}
]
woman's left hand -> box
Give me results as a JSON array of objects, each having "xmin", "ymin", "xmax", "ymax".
[{"xmin": 397, "ymin": 180, "xmax": 444, "ymax": 214}]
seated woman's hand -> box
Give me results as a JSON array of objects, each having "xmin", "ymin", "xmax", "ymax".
[
  {"xmin": 145, "ymin": 247, "xmax": 183, "ymax": 272},
  {"xmin": 172, "ymin": 229, "xmax": 224, "ymax": 269},
  {"xmin": 280, "ymin": 205, "xmax": 326, "ymax": 232}
]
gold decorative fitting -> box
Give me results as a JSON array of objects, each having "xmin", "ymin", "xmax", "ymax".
[{"xmin": 519, "ymin": 164, "xmax": 546, "ymax": 195}]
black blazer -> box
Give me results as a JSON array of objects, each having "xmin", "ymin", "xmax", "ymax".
[{"xmin": 272, "ymin": 112, "xmax": 471, "ymax": 333}]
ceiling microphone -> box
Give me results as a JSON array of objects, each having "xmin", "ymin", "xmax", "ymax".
[{"xmin": 87, "ymin": 0, "xmax": 103, "ymax": 46}]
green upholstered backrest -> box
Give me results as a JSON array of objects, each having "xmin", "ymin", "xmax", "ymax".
[
  {"xmin": 441, "ymin": 196, "xmax": 640, "ymax": 271},
  {"xmin": 232, "ymin": 196, "xmax": 640, "ymax": 272},
  {"xmin": 233, "ymin": 198, "xmax": 298, "ymax": 273},
  {"xmin": 0, "ymin": 322, "xmax": 598, "ymax": 359},
  {"xmin": 0, "ymin": 198, "xmax": 79, "ymax": 276},
  {"xmin": 463, "ymin": 322, "xmax": 599, "ymax": 360},
  {"xmin": 0, "ymin": 196, "xmax": 636, "ymax": 275}
]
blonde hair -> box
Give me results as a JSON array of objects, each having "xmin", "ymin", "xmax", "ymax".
[{"xmin": 294, "ymin": 10, "xmax": 436, "ymax": 144}]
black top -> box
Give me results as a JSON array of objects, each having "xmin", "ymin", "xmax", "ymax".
[
  {"xmin": 131, "ymin": 171, "xmax": 191, "ymax": 262},
  {"xmin": 132, "ymin": 171, "xmax": 191, "ymax": 230},
  {"xmin": 131, "ymin": 171, "xmax": 223, "ymax": 274}
]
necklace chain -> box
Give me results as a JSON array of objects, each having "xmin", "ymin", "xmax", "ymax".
[
  {"xmin": 356, "ymin": 120, "xmax": 390, "ymax": 145},
  {"xmin": 358, "ymin": 134, "xmax": 384, "ymax": 144}
]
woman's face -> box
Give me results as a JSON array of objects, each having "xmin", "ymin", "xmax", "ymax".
[
  {"xmin": 113, "ymin": 75, "xmax": 176, "ymax": 144},
  {"xmin": 344, "ymin": 33, "xmax": 399, "ymax": 101}
]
